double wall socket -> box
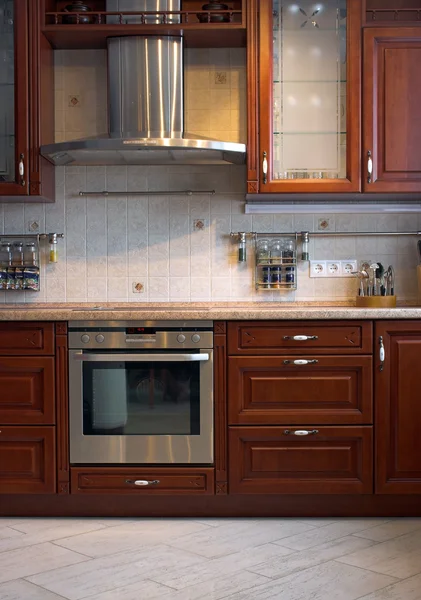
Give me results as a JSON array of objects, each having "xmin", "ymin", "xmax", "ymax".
[{"xmin": 310, "ymin": 260, "xmax": 357, "ymax": 278}]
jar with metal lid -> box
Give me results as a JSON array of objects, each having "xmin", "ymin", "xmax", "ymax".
[
  {"xmin": 13, "ymin": 242, "xmax": 24, "ymax": 266},
  {"xmin": 1, "ymin": 242, "xmax": 12, "ymax": 266},
  {"xmin": 26, "ymin": 243, "xmax": 38, "ymax": 267}
]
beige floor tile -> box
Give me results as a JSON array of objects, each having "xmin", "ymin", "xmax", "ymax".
[
  {"xmin": 353, "ymin": 519, "xmax": 421, "ymax": 543},
  {"xmin": 167, "ymin": 519, "xmax": 315, "ymax": 559},
  {"xmin": 221, "ymin": 561, "xmax": 398, "ymax": 600},
  {"xmin": 0, "ymin": 579, "xmax": 65, "ymax": 600},
  {"xmin": 0, "ymin": 543, "xmax": 88, "ymax": 584},
  {"xmin": 77, "ymin": 579, "xmax": 174, "ymax": 600},
  {"xmin": 248, "ymin": 535, "xmax": 377, "ymax": 579},
  {"xmin": 150, "ymin": 543, "xmax": 293, "ymax": 590},
  {"xmin": 0, "ymin": 528, "xmax": 24, "ymax": 541},
  {"xmin": 52, "ymin": 519, "xmax": 210, "ymax": 558},
  {"xmin": 275, "ymin": 519, "xmax": 391, "ymax": 551},
  {"xmin": 27, "ymin": 544, "xmax": 206, "ymax": 600},
  {"xmin": 336, "ymin": 530, "xmax": 421, "ymax": 578},
  {"xmin": 358, "ymin": 572, "xmax": 421, "ymax": 599}
]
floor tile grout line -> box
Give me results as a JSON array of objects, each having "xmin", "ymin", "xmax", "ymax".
[
  {"xmin": 353, "ymin": 575, "xmax": 412, "ymax": 600},
  {"xmin": 332, "ymin": 558, "xmax": 406, "ymax": 580},
  {"xmin": 19, "ymin": 578, "xmax": 71, "ymax": 600}
]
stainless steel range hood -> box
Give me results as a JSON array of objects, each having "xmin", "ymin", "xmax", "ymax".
[{"xmin": 41, "ymin": 35, "xmax": 246, "ymax": 166}]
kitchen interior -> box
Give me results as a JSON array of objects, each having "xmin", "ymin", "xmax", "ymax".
[{"xmin": 3, "ymin": 1, "xmax": 421, "ymax": 599}]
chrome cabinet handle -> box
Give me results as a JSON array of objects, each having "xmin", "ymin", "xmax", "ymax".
[
  {"xmin": 283, "ymin": 359, "xmax": 318, "ymax": 365},
  {"xmin": 262, "ymin": 151, "xmax": 268, "ymax": 184},
  {"xmin": 284, "ymin": 429, "xmax": 319, "ymax": 436},
  {"xmin": 125, "ymin": 480, "xmax": 160, "ymax": 486},
  {"xmin": 283, "ymin": 335, "xmax": 319, "ymax": 341},
  {"xmin": 379, "ymin": 335, "xmax": 385, "ymax": 371},
  {"xmin": 367, "ymin": 150, "xmax": 373, "ymax": 184},
  {"xmin": 18, "ymin": 153, "xmax": 25, "ymax": 186}
]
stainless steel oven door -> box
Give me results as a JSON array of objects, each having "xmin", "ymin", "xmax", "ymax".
[{"xmin": 69, "ymin": 349, "xmax": 213, "ymax": 464}]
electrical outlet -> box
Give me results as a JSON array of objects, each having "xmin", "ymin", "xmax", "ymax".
[
  {"xmin": 310, "ymin": 261, "xmax": 327, "ymax": 278},
  {"xmin": 326, "ymin": 261, "xmax": 341, "ymax": 277},
  {"xmin": 341, "ymin": 260, "xmax": 357, "ymax": 277}
]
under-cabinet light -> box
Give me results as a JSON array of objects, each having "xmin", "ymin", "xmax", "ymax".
[{"xmin": 245, "ymin": 203, "xmax": 421, "ymax": 214}]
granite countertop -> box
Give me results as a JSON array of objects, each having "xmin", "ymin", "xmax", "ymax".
[{"xmin": 0, "ymin": 302, "xmax": 421, "ymax": 320}]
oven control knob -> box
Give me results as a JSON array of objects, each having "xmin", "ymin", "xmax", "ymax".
[
  {"xmin": 191, "ymin": 334, "xmax": 201, "ymax": 343},
  {"xmin": 177, "ymin": 334, "xmax": 186, "ymax": 343},
  {"xmin": 96, "ymin": 334, "xmax": 105, "ymax": 343},
  {"xmin": 81, "ymin": 334, "xmax": 90, "ymax": 344}
]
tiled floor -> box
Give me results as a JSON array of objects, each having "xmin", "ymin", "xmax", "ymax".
[{"xmin": 1, "ymin": 518, "xmax": 421, "ymax": 599}]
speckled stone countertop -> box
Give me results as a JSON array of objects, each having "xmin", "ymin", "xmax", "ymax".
[{"xmin": 0, "ymin": 302, "xmax": 421, "ymax": 321}]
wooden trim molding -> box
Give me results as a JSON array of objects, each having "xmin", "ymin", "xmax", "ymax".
[
  {"xmin": 55, "ymin": 323, "xmax": 69, "ymax": 494},
  {"xmin": 214, "ymin": 329, "xmax": 228, "ymax": 494},
  {"xmin": 246, "ymin": 0, "xmax": 259, "ymax": 192}
]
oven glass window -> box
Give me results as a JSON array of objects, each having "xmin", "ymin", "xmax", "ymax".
[{"xmin": 83, "ymin": 358, "xmax": 200, "ymax": 435}]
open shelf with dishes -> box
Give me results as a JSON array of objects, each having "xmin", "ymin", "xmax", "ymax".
[{"xmin": 41, "ymin": 0, "xmax": 246, "ymax": 48}]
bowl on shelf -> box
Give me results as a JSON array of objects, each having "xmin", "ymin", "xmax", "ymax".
[
  {"xmin": 197, "ymin": 2, "xmax": 231, "ymax": 23},
  {"xmin": 61, "ymin": 1, "xmax": 95, "ymax": 24}
]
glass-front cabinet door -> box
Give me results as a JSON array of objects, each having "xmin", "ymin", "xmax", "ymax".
[
  {"xmin": 258, "ymin": 0, "xmax": 361, "ymax": 193},
  {"xmin": 0, "ymin": 0, "xmax": 28, "ymax": 195}
]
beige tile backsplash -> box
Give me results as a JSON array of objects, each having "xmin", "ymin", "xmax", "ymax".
[{"xmin": 1, "ymin": 48, "xmax": 420, "ymax": 303}]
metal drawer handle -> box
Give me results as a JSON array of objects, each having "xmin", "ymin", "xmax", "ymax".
[
  {"xmin": 283, "ymin": 335, "xmax": 318, "ymax": 341},
  {"xmin": 284, "ymin": 430, "xmax": 319, "ymax": 436},
  {"xmin": 367, "ymin": 150, "xmax": 373, "ymax": 184},
  {"xmin": 283, "ymin": 359, "xmax": 318, "ymax": 365},
  {"xmin": 262, "ymin": 151, "xmax": 268, "ymax": 184},
  {"xmin": 379, "ymin": 335, "xmax": 385, "ymax": 371},
  {"xmin": 125, "ymin": 480, "xmax": 160, "ymax": 486}
]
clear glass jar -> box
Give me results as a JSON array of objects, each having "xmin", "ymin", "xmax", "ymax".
[
  {"xmin": 13, "ymin": 242, "xmax": 23, "ymax": 266},
  {"xmin": 1, "ymin": 242, "xmax": 12, "ymax": 266},
  {"xmin": 270, "ymin": 239, "xmax": 283, "ymax": 264},
  {"xmin": 26, "ymin": 243, "xmax": 37, "ymax": 267},
  {"xmin": 257, "ymin": 239, "xmax": 270, "ymax": 264}
]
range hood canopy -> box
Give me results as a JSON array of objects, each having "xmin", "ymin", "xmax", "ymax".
[{"xmin": 41, "ymin": 36, "xmax": 246, "ymax": 166}]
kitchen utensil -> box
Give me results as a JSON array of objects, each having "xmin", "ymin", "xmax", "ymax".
[
  {"xmin": 388, "ymin": 265, "xmax": 395, "ymax": 296},
  {"xmin": 369, "ymin": 263, "xmax": 379, "ymax": 296},
  {"xmin": 417, "ymin": 240, "xmax": 421, "ymax": 264},
  {"xmin": 376, "ymin": 263, "xmax": 385, "ymax": 296},
  {"xmin": 62, "ymin": 1, "xmax": 94, "ymax": 24}
]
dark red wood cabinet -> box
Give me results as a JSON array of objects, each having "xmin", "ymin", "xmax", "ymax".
[
  {"xmin": 375, "ymin": 321, "xmax": 421, "ymax": 494},
  {"xmin": 0, "ymin": 0, "xmax": 54, "ymax": 202},
  {"xmin": 363, "ymin": 27, "xmax": 421, "ymax": 192}
]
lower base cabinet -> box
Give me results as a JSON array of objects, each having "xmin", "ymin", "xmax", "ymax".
[
  {"xmin": 71, "ymin": 467, "xmax": 215, "ymax": 495},
  {"xmin": 0, "ymin": 426, "xmax": 56, "ymax": 494},
  {"xmin": 229, "ymin": 426, "xmax": 373, "ymax": 494}
]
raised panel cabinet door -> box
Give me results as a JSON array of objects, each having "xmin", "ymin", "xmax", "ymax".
[
  {"xmin": 0, "ymin": 357, "xmax": 55, "ymax": 424},
  {"xmin": 0, "ymin": 0, "xmax": 29, "ymax": 196},
  {"xmin": 227, "ymin": 321, "xmax": 373, "ymax": 355},
  {"xmin": 364, "ymin": 28, "xmax": 421, "ymax": 192},
  {"xmin": 375, "ymin": 321, "xmax": 421, "ymax": 493},
  {"xmin": 0, "ymin": 323, "xmax": 54, "ymax": 355},
  {"xmin": 0, "ymin": 426, "xmax": 56, "ymax": 494},
  {"xmin": 229, "ymin": 426, "xmax": 373, "ymax": 494},
  {"xmin": 257, "ymin": 0, "xmax": 361, "ymax": 193},
  {"xmin": 228, "ymin": 356, "xmax": 373, "ymax": 425}
]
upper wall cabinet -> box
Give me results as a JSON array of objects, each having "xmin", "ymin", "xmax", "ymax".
[
  {"xmin": 252, "ymin": 0, "xmax": 361, "ymax": 193},
  {"xmin": 363, "ymin": 27, "xmax": 421, "ymax": 192},
  {"xmin": 0, "ymin": 1, "xmax": 54, "ymax": 202}
]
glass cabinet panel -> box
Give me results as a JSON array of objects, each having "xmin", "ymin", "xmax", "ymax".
[
  {"xmin": 271, "ymin": 0, "xmax": 348, "ymax": 181},
  {"xmin": 0, "ymin": 0, "xmax": 15, "ymax": 183}
]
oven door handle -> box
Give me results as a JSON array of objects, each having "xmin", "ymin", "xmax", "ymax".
[{"xmin": 72, "ymin": 351, "xmax": 210, "ymax": 362}]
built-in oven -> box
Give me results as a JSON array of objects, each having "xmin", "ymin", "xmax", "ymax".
[{"xmin": 68, "ymin": 321, "xmax": 213, "ymax": 464}]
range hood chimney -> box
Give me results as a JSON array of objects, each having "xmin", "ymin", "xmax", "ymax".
[{"xmin": 41, "ymin": 34, "xmax": 246, "ymax": 167}]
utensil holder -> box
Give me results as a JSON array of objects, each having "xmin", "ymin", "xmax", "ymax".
[{"xmin": 356, "ymin": 296, "xmax": 396, "ymax": 308}]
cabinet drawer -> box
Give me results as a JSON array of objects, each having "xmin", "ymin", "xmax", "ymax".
[
  {"xmin": 0, "ymin": 323, "xmax": 54, "ymax": 356},
  {"xmin": 0, "ymin": 357, "xmax": 55, "ymax": 424},
  {"xmin": 228, "ymin": 321, "xmax": 373, "ymax": 355},
  {"xmin": 228, "ymin": 356, "xmax": 372, "ymax": 425},
  {"xmin": 0, "ymin": 426, "xmax": 56, "ymax": 494},
  {"xmin": 229, "ymin": 426, "xmax": 373, "ymax": 495},
  {"xmin": 71, "ymin": 467, "xmax": 215, "ymax": 495}
]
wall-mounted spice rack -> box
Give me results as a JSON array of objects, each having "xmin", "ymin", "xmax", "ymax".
[{"xmin": 0, "ymin": 234, "xmax": 64, "ymax": 292}]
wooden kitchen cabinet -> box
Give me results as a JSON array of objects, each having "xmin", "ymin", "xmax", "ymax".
[
  {"xmin": 249, "ymin": 0, "xmax": 362, "ymax": 194},
  {"xmin": 229, "ymin": 426, "xmax": 373, "ymax": 494},
  {"xmin": 0, "ymin": 426, "xmax": 56, "ymax": 494},
  {"xmin": 0, "ymin": 0, "xmax": 54, "ymax": 201},
  {"xmin": 375, "ymin": 321, "xmax": 421, "ymax": 493},
  {"xmin": 363, "ymin": 27, "xmax": 421, "ymax": 192},
  {"xmin": 228, "ymin": 355, "xmax": 373, "ymax": 425}
]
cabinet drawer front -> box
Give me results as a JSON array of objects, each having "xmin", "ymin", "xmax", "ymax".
[
  {"xmin": 228, "ymin": 321, "xmax": 373, "ymax": 355},
  {"xmin": 71, "ymin": 468, "xmax": 215, "ymax": 495},
  {"xmin": 0, "ymin": 427, "xmax": 56, "ymax": 494},
  {"xmin": 0, "ymin": 323, "xmax": 54, "ymax": 355},
  {"xmin": 229, "ymin": 356, "xmax": 372, "ymax": 425},
  {"xmin": 0, "ymin": 357, "xmax": 55, "ymax": 424},
  {"xmin": 229, "ymin": 426, "xmax": 373, "ymax": 495}
]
